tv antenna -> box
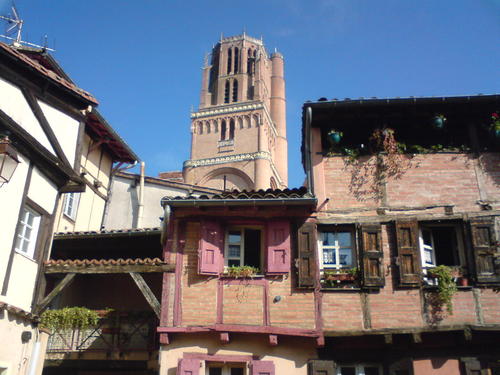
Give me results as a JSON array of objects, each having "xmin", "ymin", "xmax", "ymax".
[{"xmin": 0, "ymin": 3, "xmax": 54, "ymax": 51}]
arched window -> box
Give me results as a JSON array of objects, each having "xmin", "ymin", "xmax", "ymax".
[
  {"xmin": 253, "ymin": 114, "xmax": 259, "ymax": 127},
  {"xmin": 229, "ymin": 119, "xmax": 235, "ymax": 140},
  {"xmin": 224, "ymin": 80, "xmax": 230, "ymax": 104},
  {"xmin": 227, "ymin": 48, "xmax": 232, "ymax": 74},
  {"xmin": 246, "ymin": 115, "xmax": 251, "ymax": 128},
  {"xmin": 206, "ymin": 121, "xmax": 211, "ymax": 134},
  {"xmin": 214, "ymin": 121, "xmax": 218, "ymax": 133},
  {"xmin": 247, "ymin": 48, "xmax": 254, "ymax": 74},
  {"xmin": 234, "ymin": 47, "xmax": 239, "ymax": 73},
  {"xmin": 198, "ymin": 122, "xmax": 203, "ymax": 134},
  {"xmin": 221, "ymin": 120, "xmax": 227, "ymax": 141},
  {"xmin": 238, "ymin": 117, "xmax": 244, "ymax": 129},
  {"xmin": 232, "ymin": 79, "xmax": 238, "ymax": 102}
]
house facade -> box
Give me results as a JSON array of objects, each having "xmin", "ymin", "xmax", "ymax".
[
  {"xmin": 157, "ymin": 94, "xmax": 499, "ymax": 375},
  {"xmin": 0, "ymin": 42, "xmax": 98, "ymax": 375}
]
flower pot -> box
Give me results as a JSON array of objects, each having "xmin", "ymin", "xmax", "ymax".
[
  {"xmin": 458, "ymin": 277, "xmax": 469, "ymax": 287},
  {"xmin": 325, "ymin": 273, "xmax": 355, "ymax": 282},
  {"xmin": 328, "ymin": 132, "xmax": 342, "ymax": 144},
  {"xmin": 432, "ymin": 116, "xmax": 445, "ymax": 129}
]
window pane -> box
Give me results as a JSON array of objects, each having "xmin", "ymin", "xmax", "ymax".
[
  {"xmin": 323, "ymin": 248, "xmax": 336, "ymax": 265},
  {"xmin": 231, "ymin": 368, "xmax": 244, "ymax": 375},
  {"xmin": 229, "ymin": 231, "xmax": 241, "ymax": 244},
  {"xmin": 339, "ymin": 367, "xmax": 355, "ymax": 375},
  {"xmin": 229, "ymin": 245, "xmax": 241, "ymax": 258},
  {"xmin": 364, "ymin": 367, "xmax": 380, "ymax": 375},
  {"xmin": 26, "ymin": 212, "xmax": 34, "ymax": 226},
  {"xmin": 321, "ymin": 231, "xmax": 335, "ymax": 246},
  {"xmin": 228, "ymin": 259, "xmax": 240, "ymax": 267},
  {"xmin": 209, "ymin": 368, "xmax": 222, "ymax": 375},
  {"xmin": 339, "ymin": 248, "xmax": 352, "ymax": 266},
  {"xmin": 337, "ymin": 232, "xmax": 352, "ymax": 247}
]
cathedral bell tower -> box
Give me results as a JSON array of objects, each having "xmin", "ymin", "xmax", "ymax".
[{"xmin": 183, "ymin": 34, "xmax": 288, "ymax": 191}]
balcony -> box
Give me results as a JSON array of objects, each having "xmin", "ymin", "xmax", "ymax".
[{"xmin": 45, "ymin": 311, "xmax": 158, "ymax": 359}]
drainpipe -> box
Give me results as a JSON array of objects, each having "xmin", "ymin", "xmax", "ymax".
[
  {"xmin": 26, "ymin": 330, "xmax": 41, "ymax": 375},
  {"xmin": 136, "ymin": 161, "xmax": 145, "ymax": 228},
  {"xmin": 305, "ymin": 106, "xmax": 314, "ymax": 195}
]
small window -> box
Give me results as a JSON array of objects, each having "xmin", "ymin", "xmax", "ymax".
[
  {"xmin": 208, "ymin": 364, "xmax": 245, "ymax": 375},
  {"xmin": 234, "ymin": 47, "xmax": 239, "ymax": 74},
  {"xmin": 221, "ymin": 121, "xmax": 227, "ymax": 141},
  {"xmin": 224, "ymin": 81, "xmax": 230, "ymax": 104},
  {"xmin": 229, "ymin": 119, "xmax": 235, "ymax": 140},
  {"xmin": 63, "ymin": 192, "xmax": 80, "ymax": 220},
  {"xmin": 14, "ymin": 206, "xmax": 41, "ymax": 259},
  {"xmin": 225, "ymin": 227, "xmax": 262, "ymax": 271},
  {"xmin": 232, "ymin": 80, "xmax": 238, "ymax": 102},
  {"xmin": 227, "ymin": 48, "xmax": 232, "ymax": 74},
  {"xmin": 418, "ymin": 224, "xmax": 463, "ymax": 274},
  {"xmin": 319, "ymin": 228, "xmax": 355, "ymax": 270}
]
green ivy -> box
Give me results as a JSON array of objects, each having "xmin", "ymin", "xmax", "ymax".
[
  {"xmin": 428, "ymin": 265, "xmax": 458, "ymax": 314},
  {"xmin": 40, "ymin": 307, "xmax": 102, "ymax": 331}
]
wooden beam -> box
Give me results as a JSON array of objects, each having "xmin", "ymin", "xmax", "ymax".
[
  {"xmin": 220, "ymin": 332, "xmax": 230, "ymax": 344},
  {"xmin": 159, "ymin": 333, "xmax": 170, "ymax": 345},
  {"xmin": 316, "ymin": 335, "xmax": 325, "ymax": 348},
  {"xmin": 269, "ymin": 334, "xmax": 278, "ymax": 346},
  {"xmin": 129, "ymin": 272, "xmax": 161, "ymax": 319},
  {"xmin": 412, "ymin": 332, "xmax": 422, "ymax": 343},
  {"xmin": 36, "ymin": 273, "xmax": 76, "ymax": 313},
  {"xmin": 384, "ymin": 334, "xmax": 393, "ymax": 344},
  {"xmin": 464, "ymin": 327, "xmax": 472, "ymax": 341},
  {"xmin": 45, "ymin": 263, "xmax": 175, "ymax": 274}
]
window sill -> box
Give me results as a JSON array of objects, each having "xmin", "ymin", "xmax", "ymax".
[
  {"xmin": 14, "ymin": 250, "xmax": 37, "ymax": 264},
  {"xmin": 220, "ymin": 274, "xmax": 265, "ymax": 279}
]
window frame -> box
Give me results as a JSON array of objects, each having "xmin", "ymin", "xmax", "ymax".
[
  {"xmin": 336, "ymin": 363, "xmax": 383, "ymax": 375},
  {"xmin": 206, "ymin": 363, "xmax": 246, "ymax": 375},
  {"xmin": 14, "ymin": 205, "xmax": 42, "ymax": 259},
  {"xmin": 224, "ymin": 225, "xmax": 264, "ymax": 271},
  {"xmin": 63, "ymin": 192, "xmax": 80, "ymax": 221},
  {"xmin": 318, "ymin": 226, "xmax": 357, "ymax": 271}
]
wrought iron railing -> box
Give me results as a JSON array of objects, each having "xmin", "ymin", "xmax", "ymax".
[{"xmin": 46, "ymin": 311, "xmax": 158, "ymax": 353}]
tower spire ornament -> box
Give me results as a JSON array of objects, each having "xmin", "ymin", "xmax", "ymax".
[{"xmin": 182, "ymin": 34, "xmax": 288, "ymax": 191}]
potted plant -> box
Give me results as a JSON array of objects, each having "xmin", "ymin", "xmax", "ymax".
[
  {"xmin": 327, "ymin": 129, "xmax": 343, "ymax": 144},
  {"xmin": 427, "ymin": 265, "xmax": 458, "ymax": 314},
  {"xmin": 324, "ymin": 268, "xmax": 358, "ymax": 282},
  {"xmin": 226, "ymin": 265, "xmax": 259, "ymax": 278},
  {"xmin": 432, "ymin": 114, "xmax": 447, "ymax": 129},
  {"xmin": 490, "ymin": 112, "xmax": 500, "ymax": 138},
  {"xmin": 40, "ymin": 306, "xmax": 101, "ymax": 332}
]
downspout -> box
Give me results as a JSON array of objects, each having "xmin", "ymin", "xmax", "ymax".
[
  {"xmin": 305, "ymin": 106, "xmax": 314, "ymax": 195},
  {"xmin": 136, "ymin": 161, "xmax": 145, "ymax": 228},
  {"xmin": 26, "ymin": 329, "xmax": 41, "ymax": 375}
]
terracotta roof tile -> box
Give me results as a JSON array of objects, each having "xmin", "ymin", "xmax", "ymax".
[
  {"xmin": 0, "ymin": 43, "xmax": 98, "ymax": 105},
  {"xmin": 163, "ymin": 187, "xmax": 311, "ymax": 202},
  {"xmin": 54, "ymin": 227, "xmax": 161, "ymax": 238},
  {"xmin": 44, "ymin": 257, "xmax": 165, "ymax": 267},
  {"xmin": 0, "ymin": 301, "xmax": 37, "ymax": 320}
]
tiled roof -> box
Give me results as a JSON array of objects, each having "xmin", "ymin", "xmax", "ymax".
[
  {"xmin": 163, "ymin": 187, "xmax": 311, "ymax": 201},
  {"xmin": 0, "ymin": 301, "xmax": 37, "ymax": 320},
  {"xmin": 161, "ymin": 187, "xmax": 316, "ymax": 207},
  {"xmin": 54, "ymin": 227, "xmax": 161, "ymax": 239},
  {"xmin": 44, "ymin": 257, "xmax": 165, "ymax": 267},
  {"xmin": 0, "ymin": 43, "xmax": 98, "ymax": 105}
]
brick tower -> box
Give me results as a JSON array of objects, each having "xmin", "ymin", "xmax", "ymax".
[{"xmin": 183, "ymin": 34, "xmax": 288, "ymax": 191}]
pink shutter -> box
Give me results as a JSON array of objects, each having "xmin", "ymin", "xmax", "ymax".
[
  {"xmin": 177, "ymin": 358, "xmax": 201, "ymax": 375},
  {"xmin": 251, "ymin": 360, "xmax": 275, "ymax": 375},
  {"xmin": 266, "ymin": 221, "xmax": 291, "ymax": 274},
  {"xmin": 198, "ymin": 220, "xmax": 223, "ymax": 275}
]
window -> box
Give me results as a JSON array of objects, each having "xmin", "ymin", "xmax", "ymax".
[
  {"xmin": 337, "ymin": 364, "xmax": 382, "ymax": 375},
  {"xmin": 225, "ymin": 227, "xmax": 262, "ymax": 270},
  {"xmin": 208, "ymin": 364, "xmax": 245, "ymax": 375},
  {"xmin": 14, "ymin": 206, "xmax": 41, "ymax": 259},
  {"xmin": 319, "ymin": 228, "xmax": 355, "ymax": 270},
  {"xmin": 227, "ymin": 48, "xmax": 232, "ymax": 74},
  {"xmin": 419, "ymin": 224, "xmax": 463, "ymax": 270},
  {"xmin": 199, "ymin": 220, "xmax": 290, "ymax": 276},
  {"xmin": 224, "ymin": 81, "xmax": 230, "ymax": 103},
  {"xmin": 229, "ymin": 119, "xmax": 235, "ymax": 140},
  {"xmin": 63, "ymin": 192, "xmax": 80, "ymax": 220},
  {"xmin": 232, "ymin": 80, "xmax": 238, "ymax": 102},
  {"xmin": 221, "ymin": 120, "xmax": 227, "ymax": 140}
]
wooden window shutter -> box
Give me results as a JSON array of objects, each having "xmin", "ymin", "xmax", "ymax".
[
  {"xmin": 198, "ymin": 220, "xmax": 223, "ymax": 275},
  {"xmin": 266, "ymin": 220, "xmax": 291, "ymax": 274},
  {"xmin": 469, "ymin": 217, "xmax": 499, "ymax": 284},
  {"xmin": 359, "ymin": 224, "xmax": 385, "ymax": 288},
  {"xmin": 177, "ymin": 358, "xmax": 201, "ymax": 375},
  {"xmin": 308, "ymin": 360, "xmax": 336, "ymax": 375},
  {"xmin": 250, "ymin": 360, "xmax": 275, "ymax": 375},
  {"xmin": 297, "ymin": 222, "xmax": 317, "ymax": 288},
  {"xmin": 395, "ymin": 220, "xmax": 422, "ymax": 286}
]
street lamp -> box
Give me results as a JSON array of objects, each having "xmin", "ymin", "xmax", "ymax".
[{"xmin": 0, "ymin": 132, "xmax": 20, "ymax": 187}]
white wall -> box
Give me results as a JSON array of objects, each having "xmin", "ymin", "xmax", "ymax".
[{"xmin": 0, "ymin": 77, "xmax": 55, "ymax": 155}]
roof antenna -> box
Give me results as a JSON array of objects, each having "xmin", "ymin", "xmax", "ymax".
[{"xmin": 0, "ymin": 2, "xmax": 54, "ymax": 51}]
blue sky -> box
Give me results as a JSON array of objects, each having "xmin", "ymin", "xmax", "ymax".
[{"xmin": 2, "ymin": 0, "xmax": 499, "ymax": 188}]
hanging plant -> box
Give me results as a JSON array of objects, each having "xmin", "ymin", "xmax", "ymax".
[
  {"xmin": 490, "ymin": 112, "xmax": 500, "ymax": 138},
  {"xmin": 427, "ymin": 265, "xmax": 458, "ymax": 314},
  {"xmin": 432, "ymin": 114, "xmax": 447, "ymax": 129},
  {"xmin": 40, "ymin": 307, "xmax": 101, "ymax": 331},
  {"xmin": 327, "ymin": 129, "xmax": 343, "ymax": 145}
]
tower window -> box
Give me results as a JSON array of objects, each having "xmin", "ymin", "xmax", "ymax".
[
  {"xmin": 232, "ymin": 79, "xmax": 238, "ymax": 102},
  {"xmin": 227, "ymin": 47, "xmax": 232, "ymax": 74},
  {"xmin": 224, "ymin": 80, "xmax": 230, "ymax": 104},
  {"xmin": 198, "ymin": 122, "xmax": 203, "ymax": 134},
  {"xmin": 247, "ymin": 48, "xmax": 254, "ymax": 74},
  {"xmin": 229, "ymin": 119, "xmax": 235, "ymax": 140},
  {"xmin": 234, "ymin": 47, "xmax": 239, "ymax": 73},
  {"xmin": 221, "ymin": 120, "xmax": 227, "ymax": 140}
]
